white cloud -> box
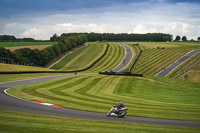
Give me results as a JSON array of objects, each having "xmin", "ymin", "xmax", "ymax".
[
  {"xmin": 3, "ymin": 23, "xmax": 25, "ymax": 36},
  {"xmin": 1, "ymin": 1, "xmax": 200, "ymax": 40}
]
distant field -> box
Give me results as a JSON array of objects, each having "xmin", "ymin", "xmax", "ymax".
[
  {"xmin": 0, "ymin": 42, "xmax": 56, "ymax": 47},
  {"xmin": 5, "ymin": 45, "xmax": 51, "ymax": 51},
  {"xmin": 125, "ymin": 42, "xmax": 199, "ymax": 50}
]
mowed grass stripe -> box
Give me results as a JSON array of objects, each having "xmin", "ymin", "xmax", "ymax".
[
  {"xmin": 9, "ymin": 74, "xmax": 200, "ymax": 121},
  {"xmin": 87, "ymin": 43, "xmax": 125, "ymax": 72},
  {"xmin": 132, "ymin": 49, "xmax": 193, "ymax": 75},
  {"xmin": 140, "ymin": 50, "xmax": 184, "ymax": 75},
  {"xmin": 62, "ymin": 43, "xmax": 106, "ymax": 71},
  {"xmin": 168, "ymin": 53, "xmax": 200, "ymax": 78},
  {"xmin": 19, "ymin": 75, "xmax": 117, "ymax": 110},
  {"xmin": 37, "ymin": 76, "xmax": 128, "ymax": 111},
  {"xmin": 51, "ymin": 42, "xmax": 106, "ymax": 71},
  {"xmin": 133, "ymin": 49, "xmax": 173, "ymax": 72},
  {"xmin": 146, "ymin": 50, "xmax": 188, "ymax": 75},
  {"xmin": 21, "ymin": 75, "xmax": 111, "ymax": 110},
  {"xmin": 87, "ymin": 43, "xmax": 118, "ymax": 72}
]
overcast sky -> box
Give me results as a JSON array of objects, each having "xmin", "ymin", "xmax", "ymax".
[{"xmin": 0, "ymin": 0, "xmax": 199, "ymax": 40}]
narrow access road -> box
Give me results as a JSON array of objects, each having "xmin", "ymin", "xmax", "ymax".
[
  {"xmin": 112, "ymin": 43, "xmax": 133, "ymax": 72},
  {"xmin": 155, "ymin": 49, "xmax": 200, "ymax": 77},
  {"xmin": 0, "ymin": 74, "xmax": 200, "ymax": 127}
]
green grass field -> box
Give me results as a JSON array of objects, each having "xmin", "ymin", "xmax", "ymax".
[
  {"xmin": 85, "ymin": 42, "xmax": 125, "ymax": 72},
  {"xmin": 51, "ymin": 42, "xmax": 106, "ymax": 71},
  {"xmin": 0, "ymin": 63, "xmax": 68, "ymax": 83},
  {"xmin": 119, "ymin": 44, "xmax": 140, "ymax": 72},
  {"xmin": 125, "ymin": 42, "xmax": 199, "ymax": 50},
  {"xmin": 0, "ymin": 63, "xmax": 55, "ymax": 72},
  {"xmin": 125, "ymin": 42, "xmax": 200, "ymax": 76},
  {"xmin": 0, "ymin": 42, "xmax": 55, "ymax": 47},
  {"xmin": 2, "ymin": 42, "xmax": 200, "ymax": 132},
  {"xmin": 178, "ymin": 63, "xmax": 200, "ymax": 82},
  {"xmin": 167, "ymin": 53, "xmax": 200, "ymax": 78},
  {"xmin": 7, "ymin": 74, "xmax": 200, "ymax": 121},
  {"xmin": 51, "ymin": 42, "xmax": 125, "ymax": 73},
  {"xmin": 1, "ymin": 109, "xmax": 199, "ymax": 133}
]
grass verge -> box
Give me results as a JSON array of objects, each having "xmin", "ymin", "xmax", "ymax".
[{"xmin": 0, "ymin": 109, "xmax": 199, "ymax": 133}]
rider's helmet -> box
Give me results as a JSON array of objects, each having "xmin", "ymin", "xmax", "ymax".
[{"xmin": 120, "ymin": 101, "xmax": 124, "ymax": 105}]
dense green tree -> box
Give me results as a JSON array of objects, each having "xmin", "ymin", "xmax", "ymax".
[
  {"xmin": 197, "ymin": 37, "xmax": 200, "ymax": 41},
  {"xmin": 52, "ymin": 44, "xmax": 61, "ymax": 55},
  {"xmin": 13, "ymin": 48, "xmax": 32, "ymax": 65},
  {"xmin": 58, "ymin": 33, "xmax": 173, "ymax": 42},
  {"xmin": 182, "ymin": 36, "xmax": 187, "ymax": 41},
  {"xmin": 0, "ymin": 35, "xmax": 16, "ymax": 41},
  {"xmin": 0, "ymin": 47, "xmax": 14, "ymax": 63},
  {"xmin": 64, "ymin": 36, "xmax": 77, "ymax": 48},
  {"xmin": 44, "ymin": 46, "xmax": 56, "ymax": 60},
  {"xmin": 22, "ymin": 38, "xmax": 35, "ymax": 42},
  {"xmin": 175, "ymin": 35, "xmax": 181, "ymax": 41},
  {"xmin": 162, "ymin": 36, "xmax": 170, "ymax": 42},
  {"xmin": 76, "ymin": 35, "xmax": 83, "ymax": 45},
  {"xmin": 40, "ymin": 48, "xmax": 52, "ymax": 66},
  {"xmin": 50, "ymin": 34, "xmax": 59, "ymax": 42},
  {"xmin": 58, "ymin": 42, "xmax": 67, "ymax": 53}
]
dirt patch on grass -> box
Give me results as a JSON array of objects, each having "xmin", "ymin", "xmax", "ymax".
[{"xmin": 5, "ymin": 45, "xmax": 51, "ymax": 51}]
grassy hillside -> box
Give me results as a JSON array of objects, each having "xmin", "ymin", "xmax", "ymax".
[
  {"xmin": 0, "ymin": 63, "xmax": 65, "ymax": 83},
  {"xmin": 51, "ymin": 42, "xmax": 125, "ymax": 73},
  {"xmin": 122, "ymin": 43, "xmax": 142, "ymax": 72},
  {"xmin": 0, "ymin": 42, "xmax": 55, "ymax": 47},
  {"xmin": 1, "ymin": 109, "xmax": 198, "ymax": 133},
  {"xmin": 51, "ymin": 42, "xmax": 106, "ymax": 71},
  {"xmin": 86, "ymin": 42, "xmax": 125, "ymax": 72},
  {"xmin": 128, "ymin": 42, "xmax": 199, "ymax": 76},
  {"xmin": 167, "ymin": 53, "xmax": 200, "ymax": 78},
  {"xmin": 7, "ymin": 74, "xmax": 200, "ymax": 121},
  {"xmin": 178, "ymin": 63, "xmax": 200, "ymax": 82},
  {"xmin": 0, "ymin": 63, "xmax": 55, "ymax": 72}
]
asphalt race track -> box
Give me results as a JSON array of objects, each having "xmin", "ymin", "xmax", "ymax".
[
  {"xmin": 111, "ymin": 43, "xmax": 133, "ymax": 72},
  {"xmin": 155, "ymin": 49, "xmax": 200, "ymax": 77},
  {"xmin": 0, "ymin": 74, "xmax": 200, "ymax": 127}
]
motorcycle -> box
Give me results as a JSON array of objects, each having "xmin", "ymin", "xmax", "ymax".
[{"xmin": 106, "ymin": 106, "xmax": 128, "ymax": 118}]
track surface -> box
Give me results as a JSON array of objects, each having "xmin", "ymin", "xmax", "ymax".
[
  {"xmin": 0, "ymin": 74, "xmax": 200, "ymax": 127},
  {"xmin": 155, "ymin": 49, "xmax": 200, "ymax": 77},
  {"xmin": 111, "ymin": 43, "xmax": 133, "ymax": 72}
]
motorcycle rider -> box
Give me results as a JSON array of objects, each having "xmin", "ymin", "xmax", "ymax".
[{"xmin": 116, "ymin": 101, "xmax": 125, "ymax": 113}]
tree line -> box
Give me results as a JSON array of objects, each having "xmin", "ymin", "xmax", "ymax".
[
  {"xmin": 175, "ymin": 35, "xmax": 200, "ymax": 42},
  {"xmin": 0, "ymin": 34, "xmax": 87, "ymax": 67},
  {"xmin": 0, "ymin": 35, "xmax": 47, "ymax": 42},
  {"xmin": 54, "ymin": 33, "xmax": 173, "ymax": 42}
]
